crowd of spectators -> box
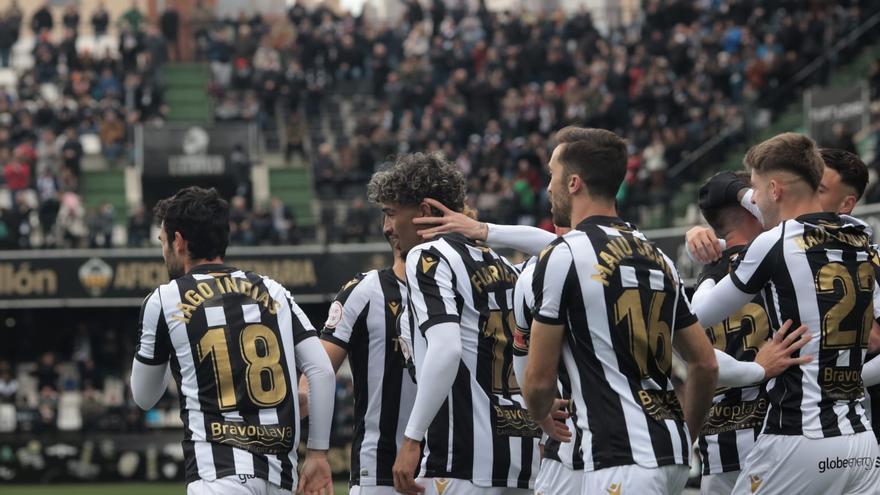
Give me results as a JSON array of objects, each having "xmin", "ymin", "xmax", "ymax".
[
  {"xmin": 0, "ymin": 1, "xmax": 174, "ymax": 249},
  {"xmin": 226, "ymin": 0, "xmax": 875, "ymax": 233}
]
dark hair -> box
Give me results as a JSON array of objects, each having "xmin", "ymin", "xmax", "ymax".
[
  {"xmin": 701, "ymin": 171, "xmax": 752, "ymax": 238},
  {"xmin": 820, "ymin": 148, "xmax": 868, "ymax": 200},
  {"xmin": 367, "ymin": 152, "xmax": 466, "ymax": 212},
  {"xmin": 153, "ymin": 186, "xmax": 230, "ymax": 260},
  {"xmin": 555, "ymin": 126, "xmax": 627, "ymax": 200},
  {"xmin": 743, "ymin": 132, "xmax": 824, "ymax": 191}
]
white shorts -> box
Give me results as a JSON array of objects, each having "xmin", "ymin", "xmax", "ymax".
[
  {"xmin": 187, "ymin": 475, "xmax": 289, "ymax": 495},
  {"xmin": 415, "ymin": 478, "xmax": 531, "ymax": 494},
  {"xmin": 534, "ymin": 459, "xmax": 582, "ymax": 495},
  {"xmin": 731, "ymin": 431, "xmax": 880, "ymax": 495},
  {"xmin": 350, "ymin": 486, "xmax": 400, "ymax": 494},
  {"xmin": 700, "ymin": 471, "xmax": 738, "ymax": 495},
  {"xmin": 581, "ymin": 464, "xmax": 689, "ymax": 495}
]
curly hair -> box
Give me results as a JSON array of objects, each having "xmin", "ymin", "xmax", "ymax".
[{"xmin": 367, "ymin": 152, "xmax": 466, "ymax": 212}]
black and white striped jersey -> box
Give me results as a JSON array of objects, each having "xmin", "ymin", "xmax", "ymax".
[
  {"xmin": 694, "ymin": 246, "xmax": 770, "ymax": 475},
  {"xmin": 726, "ymin": 213, "xmax": 877, "ymax": 438},
  {"xmin": 513, "ymin": 259, "xmax": 585, "ymax": 471},
  {"xmin": 320, "ymin": 268, "xmax": 416, "ymax": 487},
  {"xmin": 134, "ymin": 264, "xmax": 314, "ymax": 488},
  {"xmin": 531, "ymin": 216, "xmax": 696, "ymax": 472},
  {"xmin": 404, "ymin": 233, "xmax": 541, "ymax": 488}
]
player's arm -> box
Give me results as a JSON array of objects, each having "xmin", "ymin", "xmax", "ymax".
[
  {"xmin": 130, "ymin": 290, "xmax": 172, "ymax": 410},
  {"xmin": 412, "ymin": 197, "xmax": 556, "ymax": 255},
  {"xmin": 394, "ymin": 247, "xmax": 462, "ymax": 495},
  {"xmin": 711, "ymin": 321, "xmax": 812, "ymax": 387},
  {"xmin": 523, "ymin": 240, "xmax": 571, "ymax": 420},
  {"xmin": 290, "ymin": 300, "xmax": 335, "ymax": 495},
  {"xmin": 863, "ymin": 355, "xmax": 880, "ymax": 387},
  {"xmin": 672, "ymin": 321, "xmax": 718, "ymax": 437}
]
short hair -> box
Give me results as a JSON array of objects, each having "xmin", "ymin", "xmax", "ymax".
[
  {"xmin": 367, "ymin": 152, "xmax": 466, "ymax": 212},
  {"xmin": 743, "ymin": 132, "xmax": 824, "ymax": 191},
  {"xmin": 555, "ymin": 127, "xmax": 627, "ymax": 200},
  {"xmin": 153, "ymin": 186, "xmax": 230, "ymax": 260},
  {"xmin": 820, "ymin": 148, "xmax": 868, "ymax": 200},
  {"xmin": 700, "ymin": 171, "xmax": 752, "ymax": 239}
]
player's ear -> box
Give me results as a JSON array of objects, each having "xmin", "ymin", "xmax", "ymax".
[
  {"xmin": 173, "ymin": 231, "xmax": 186, "ymax": 254},
  {"xmin": 842, "ymin": 194, "xmax": 857, "ymax": 215},
  {"xmin": 418, "ymin": 201, "xmax": 434, "ymax": 217},
  {"xmin": 568, "ymin": 173, "xmax": 582, "ymax": 194}
]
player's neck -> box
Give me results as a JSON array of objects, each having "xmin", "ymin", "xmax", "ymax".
[
  {"xmin": 724, "ymin": 231, "xmax": 750, "ymax": 249},
  {"xmin": 392, "ymin": 257, "xmax": 406, "ymax": 280},
  {"xmin": 570, "ymin": 196, "xmax": 618, "ymax": 228},
  {"xmin": 778, "ymin": 195, "xmax": 825, "ymax": 223},
  {"xmin": 184, "ymin": 257, "xmax": 225, "ymax": 274}
]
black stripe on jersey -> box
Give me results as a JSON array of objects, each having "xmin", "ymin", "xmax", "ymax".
[
  {"xmin": 716, "ymin": 429, "xmax": 741, "ymax": 471},
  {"xmin": 566, "ymin": 282, "xmax": 635, "ymax": 469},
  {"xmin": 375, "ymin": 270, "xmax": 405, "ymax": 484},
  {"xmin": 763, "ymin": 224, "xmax": 805, "ymax": 435},
  {"xmin": 347, "ymin": 304, "xmax": 370, "ymax": 486},
  {"xmin": 516, "ymin": 435, "xmax": 534, "ymax": 489},
  {"xmin": 450, "ymin": 364, "xmax": 475, "ymax": 480},
  {"xmin": 697, "ymin": 435, "xmax": 710, "ymax": 476}
]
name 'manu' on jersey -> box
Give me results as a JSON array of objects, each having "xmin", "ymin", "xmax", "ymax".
[{"xmin": 531, "ymin": 216, "xmax": 695, "ymax": 471}]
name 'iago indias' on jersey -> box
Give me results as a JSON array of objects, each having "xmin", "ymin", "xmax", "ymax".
[
  {"xmin": 531, "ymin": 218, "xmax": 696, "ymax": 471},
  {"xmin": 135, "ymin": 264, "xmax": 315, "ymax": 489},
  {"xmin": 405, "ymin": 233, "xmax": 541, "ymax": 488}
]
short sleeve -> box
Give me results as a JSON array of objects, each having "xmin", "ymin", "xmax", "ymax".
[
  {"xmin": 135, "ymin": 289, "xmax": 171, "ymax": 365},
  {"xmin": 730, "ymin": 226, "xmax": 783, "ymax": 294},
  {"xmin": 321, "ymin": 273, "xmax": 370, "ymax": 350},
  {"xmin": 513, "ymin": 263, "xmax": 535, "ymax": 356},
  {"xmin": 282, "ymin": 290, "xmax": 317, "ymax": 345},
  {"xmin": 674, "ymin": 277, "xmax": 699, "ymax": 330},
  {"xmin": 531, "ymin": 239, "xmax": 574, "ymax": 325},
  {"xmin": 406, "ymin": 246, "xmax": 459, "ymax": 334}
]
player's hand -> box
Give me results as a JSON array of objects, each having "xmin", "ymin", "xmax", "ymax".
[
  {"xmin": 297, "ymin": 450, "xmax": 333, "ymax": 495},
  {"xmin": 537, "ymin": 398, "xmax": 572, "ymax": 443},
  {"xmin": 686, "ymin": 226, "xmax": 722, "ymax": 264},
  {"xmin": 755, "ymin": 320, "xmax": 813, "ymax": 379},
  {"xmin": 413, "ymin": 198, "xmax": 488, "ymax": 241},
  {"xmin": 393, "ymin": 437, "xmax": 425, "ymax": 495}
]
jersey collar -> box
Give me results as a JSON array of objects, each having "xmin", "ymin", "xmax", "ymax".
[
  {"xmin": 187, "ymin": 263, "xmax": 234, "ymax": 275},
  {"xmin": 575, "ymin": 215, "xmax": 634, "ymax": 231}
]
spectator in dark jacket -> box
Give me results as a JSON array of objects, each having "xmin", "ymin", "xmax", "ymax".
[{"xmin": 31, "ymin": 2, "xmax": 53, "ymax": 35}]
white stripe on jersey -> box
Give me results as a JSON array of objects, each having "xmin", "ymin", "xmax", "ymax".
[
  {"xmin": 565, "ymin": 232, "xmax": 658, "ymax": 468},
  {"xmin": 261, "ymin": 277, "xmax": 305, "ymax": 482}
]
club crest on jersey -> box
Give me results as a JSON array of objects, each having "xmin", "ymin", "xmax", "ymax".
[
  {"xmin": 433, "ymin": 478, "xmax": 450, "ymax": 494},
  {"xmin": 421, "ymin": 254, "xmax": 439, "ymax": 274},
  {"xmin": 750, "ymin": 474, "xmax": 763, "ymax": 493},
  {"xmin": 607, "ymin": 482, "xmax": 621, "ymax": 495},
  {"xmin": 324, "ymin": 301, "xmax": 343, "ymax": 329}
]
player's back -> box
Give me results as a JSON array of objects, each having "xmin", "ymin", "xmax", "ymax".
[
  {"xmin": 405, "ymin": 233, "xmax": 541, "ymax": 488},
  {"xmin": 142, "ymin": 263, "xmax": 311, "ymax": 488},
  {"xmin": 532, "ymin": 217, "xmax": 694, "ymax": 471},
  {"xmin": 731, "ymin": 213, "xmax": 875, "ymax": 438}
]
